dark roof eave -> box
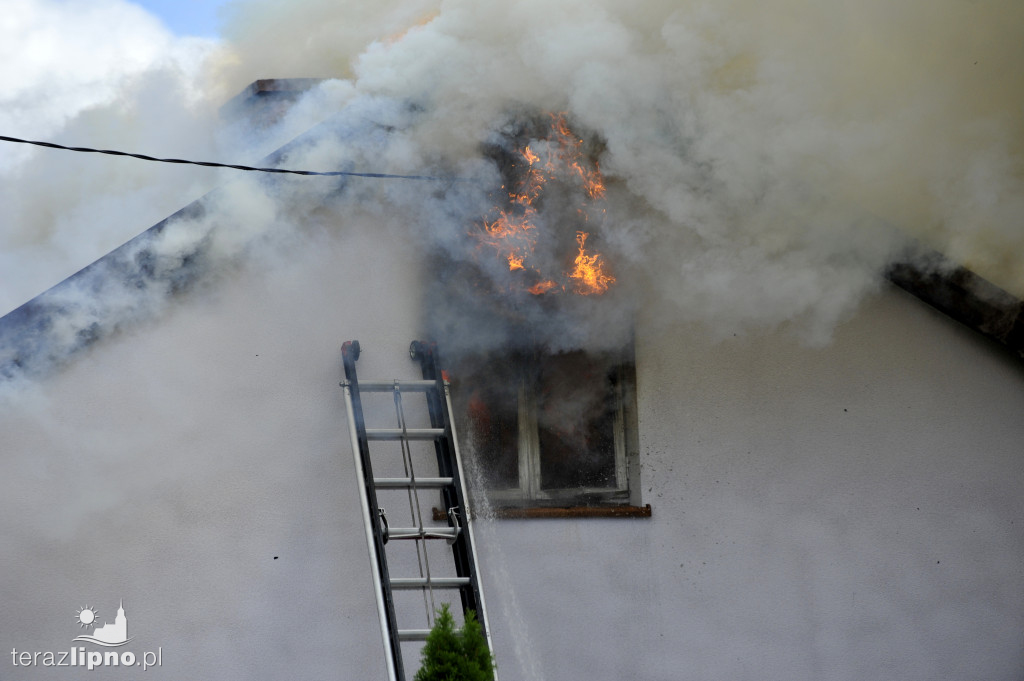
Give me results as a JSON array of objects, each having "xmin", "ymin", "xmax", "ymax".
[{"xmin": 886, "ymin": 245, "xmax": 1024, "ymax": 360}]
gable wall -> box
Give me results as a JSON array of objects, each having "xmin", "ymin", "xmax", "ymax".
[{"xmin": 1, "ymin": 221, "xmax": 1022, "ymax": 680}]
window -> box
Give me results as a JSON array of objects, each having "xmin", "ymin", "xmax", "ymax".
[{"xmin": 450, "ymin": 347, "xmax": 642, "ymax": 510}]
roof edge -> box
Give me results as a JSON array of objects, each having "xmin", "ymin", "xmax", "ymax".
[{"xmin": 887, "ymin": 245, "xmax": 1024, "ymax": 359}]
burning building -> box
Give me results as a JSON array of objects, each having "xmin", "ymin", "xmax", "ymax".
[{"xmin": 2, "ymin": 2, "xmax": 1024, "ymax": 678}]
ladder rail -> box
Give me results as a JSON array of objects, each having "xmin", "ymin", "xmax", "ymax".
[
  {"xmin": 342, "ymin": 382, "xmax": 399, "ymax": 681},
  {"xmin": 341, "ymin": 341, "xmax": 405, "ymax": 681}
]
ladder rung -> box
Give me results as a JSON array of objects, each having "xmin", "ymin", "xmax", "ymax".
[
  {"xmin": 388, "ymin": 527, "xmax": 459, "ymax": 540},
  {"xmin": 357, "ymin": 380, "xmax": 439, "ymax": 392},
  {"xmin": 365, "ymin": 428, "xmax": 445, "ymax": 441},
  {"xmin": 374, "ymin": 477, "xmax": 453, "ymax": 489},
  {"xmin": 398, "ymin": 629, "xmax": 432, "ymax": 642},
  {"xmin": 390, "ymin": 577, "xmax": 471, "ymax": 590}
]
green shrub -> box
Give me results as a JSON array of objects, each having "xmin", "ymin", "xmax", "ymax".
[{"xmin": 414, "ymin": 603, "xmax": 495, "ymax": 681}]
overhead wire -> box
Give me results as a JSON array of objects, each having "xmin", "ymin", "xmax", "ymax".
[{"xmin": 0, "ymin": 134, "xmax": 461, "ymax": 182}]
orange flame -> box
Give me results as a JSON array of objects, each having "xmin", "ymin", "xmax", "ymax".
[
  {"xmin": 528, "ymin": 280, "xmax": 561, "ymax": 295},
  {"xmin": 478, "ymin": 208, "xmax": 538, "ymax": 273},
  {"xmin": 548, "ymin": 114, "xmax": 606, "ymax": 198},
  {"xmin": 570, "ymin": 232, "xmax": 615, "ymax": 295},
  {"xmin": 573, "ymin": 159, "xmax": 605, "ymax": 199},
  {"xmin": 472, "ymin": 113, "xmax": 615, "ymax": 295}
]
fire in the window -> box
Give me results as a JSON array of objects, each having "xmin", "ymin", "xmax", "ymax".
[
  {"xmin": 428, "ymin": 113, "xmax": 637, "ymax": 507},
  {"xmin": 470, "ymin": 113, "xmax": 615, "ymax": 299}
]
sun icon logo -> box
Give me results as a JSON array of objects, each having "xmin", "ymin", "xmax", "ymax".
[{"xmin": 75, "ymin": 606, "xmax": 98, "ymax": 629}]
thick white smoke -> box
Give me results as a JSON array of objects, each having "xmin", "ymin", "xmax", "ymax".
[
  {"xmin": 0, "ymin": 0, "xmax": 351, "ymax": 316},
  {"xmin": 3, "ymin": 0, "xmax": 1023, "ymax": 343},
  {"xmin": 351, "ymin": 0, "xmax": 1023, "ymax": 341},
  {"xmin": 0, "ymin": 0, "xmax": 217, "ymax": 314},
  {"xmin": 216, "ymin": 0, "xmax": 1021, "ymax": 344}
]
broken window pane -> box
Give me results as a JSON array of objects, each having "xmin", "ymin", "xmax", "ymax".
[
  {"xmin": 451, "ymin": 347, "xmax": 630, "ymax": 503},
  {"xmin": 452, "ymin": 356, "xmax": 520, "ymax": 489},
  {"xmin": 535, "ymin": 351, "xmax": 617, "ymax": 490}
]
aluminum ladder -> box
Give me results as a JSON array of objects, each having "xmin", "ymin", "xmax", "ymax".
[{"xmin": 341, "ymin": 340, "xmax": 494, "ymax": 681}]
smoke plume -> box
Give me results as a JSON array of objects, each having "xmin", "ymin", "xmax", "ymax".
[
  {"xmin": 3, "ymin": 0, "xmax": 1023, "ymax": 355},
  {"xmin": 219, "ymin": 0, "xmax": 1023, "ymax": 345}
]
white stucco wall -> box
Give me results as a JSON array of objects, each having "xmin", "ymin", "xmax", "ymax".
[
  {"xmin": 0, "ymin": 218, "xmax": 425, "ymax": 680},
  {"xmin": 2, "ymin": 218, "xmax": 1022, "ymax": 680},
  {"xmin": 478, "ymin": 289, "xmax": 1024, "ymax": 681}
]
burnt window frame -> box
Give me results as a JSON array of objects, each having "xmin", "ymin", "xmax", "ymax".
[{"xmin": 451, "ymin": 345, "xmax": 643, "ymax": 510}]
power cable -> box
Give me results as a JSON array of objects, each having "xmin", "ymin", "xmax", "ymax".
[{"xmin": 0, "ymin": 135, "xmax": 459, "ymax": 182}]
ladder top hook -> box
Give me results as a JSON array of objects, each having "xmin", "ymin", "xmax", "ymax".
[{"xmin": 342, "ymin": 340, "xmax": 361, "ymax": 361}]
